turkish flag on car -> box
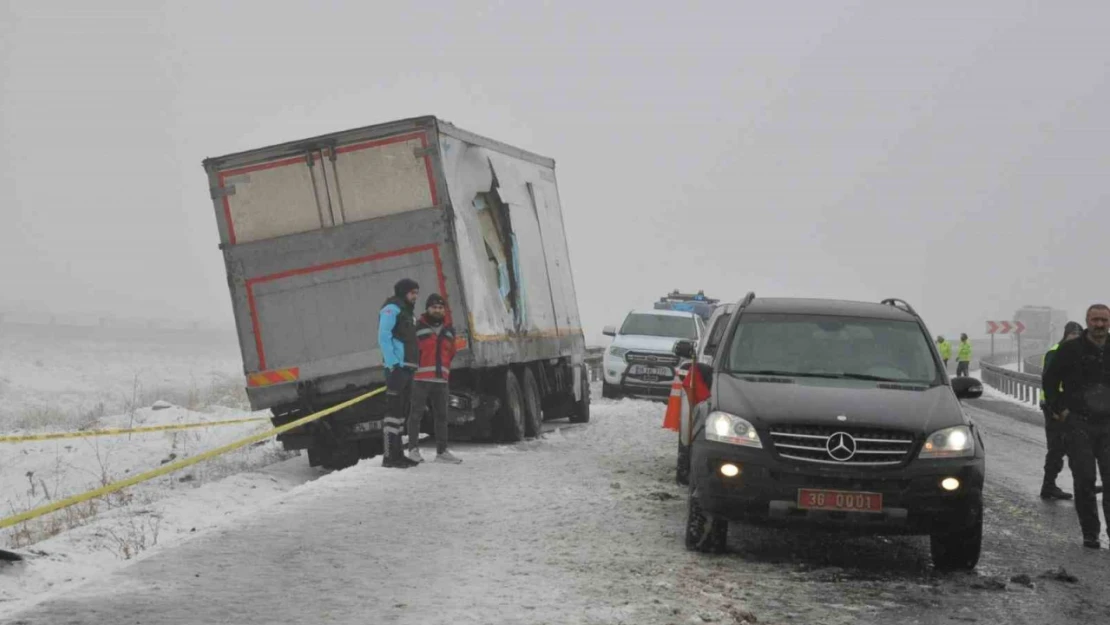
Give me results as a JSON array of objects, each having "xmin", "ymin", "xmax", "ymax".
[{"xmin": 683, "ymin": 362, "xmax": 711, "ymax": 406}]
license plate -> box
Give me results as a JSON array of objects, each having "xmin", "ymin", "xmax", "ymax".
[
  {"xmin": 629, "ymin": 365, "xmax": 672, "ymax": 377},
  {"xmin": 797, "ymin": 489, "xmax": 882, "ymax": 512},
  {"xmin": 351, "ymin": 421, "xmax": 381, "ymax": 434}
]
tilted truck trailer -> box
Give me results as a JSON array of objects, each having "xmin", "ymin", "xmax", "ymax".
[{"xmin": 201, "ymin": 116, "xmax": 590, "ymax": 470}]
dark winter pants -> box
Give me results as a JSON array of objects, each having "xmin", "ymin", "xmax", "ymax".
[
  {"xmin": 1041, "ymin": 405, "xmax": 1069, "ymax": 486},
  {"xmin": 1066, "ymin": 418, "xmax": 1110, "ymax": 540},
  {"xmin": 384, "ymin": 368, "xmax": 414, "ymax": 458},
  {"xmin": 956, "ymin": 361, "xmax": 970, "ymax": 377},
  {"xmin": 409, "ymin": 381, "xmax": 449, "ymax": 454}
]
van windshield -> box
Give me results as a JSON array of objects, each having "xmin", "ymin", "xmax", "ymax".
[
  {"xmin": 620, "ymin": 314, "xmax": 698, "ymax": 339},
  {"xmin": 722, "ymin": 313, "xmax": 941, "ymax": 385}
]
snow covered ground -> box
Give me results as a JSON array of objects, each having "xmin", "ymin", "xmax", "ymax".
[
  {"xmin": 1, "ymin": 322, "xmax": 295, "ymax": 599},
  {"xmin": 0, "ymin": 322, "xmax": 244, "ymax": 432}
]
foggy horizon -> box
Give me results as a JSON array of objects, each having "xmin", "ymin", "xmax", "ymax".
[{"xmin": 3, "ymin": 1, "xmax": 1108, "ymax": 346}]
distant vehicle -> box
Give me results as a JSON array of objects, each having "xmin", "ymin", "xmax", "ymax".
[
  {"xmin": 200, "ymin": 116, "xmax": 589, "ymax": 470},
  {"xmin": 601, "ymin": 309, "xmax": 705, "ymax": 401},
  {"xmin": 676, "ymin": 295, "xmax": 986, "ymax": 571},
  {"xmin": 654, "ymin": 290, "xmax": 720, "ymax": 322}
]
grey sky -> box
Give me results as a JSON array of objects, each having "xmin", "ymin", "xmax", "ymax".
[{"xmin": 2, "ymin": 0, "xmax": 1108, "ymax": 344}]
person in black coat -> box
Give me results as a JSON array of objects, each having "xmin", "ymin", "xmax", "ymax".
[{"xmin": 1043, "ymin": 304, "xmax": 1110, "ymax": 548}]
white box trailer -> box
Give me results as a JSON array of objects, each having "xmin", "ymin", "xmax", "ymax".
[{"xmin": 201, "ymin": 116, "xmax": 589, "ymax": 469}]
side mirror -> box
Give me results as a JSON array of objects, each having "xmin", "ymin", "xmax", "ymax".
[
  {"xmin": 603, "ymin": 325, "xmax": 617, "ymax": 337},
  {"xmin": 952, "ymin": 377, "xmax": 983, "ymax": 400},
  {"xmin": 673, "ymin": 339, "xmax": 696, "ymax": 360}
]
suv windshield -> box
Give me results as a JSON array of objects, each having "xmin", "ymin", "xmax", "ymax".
[
  {"xmin": 722, "ymin": 313, "xmax": 941, "ymax": 384},
  {"xmin": 620, "ymin": 314, "xmax": 697, "ymax": 340}
]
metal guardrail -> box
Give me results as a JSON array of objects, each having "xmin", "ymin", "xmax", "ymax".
[{"xmin": 979, "ymin": 360, "xmax": 1044, "ymax": 407}]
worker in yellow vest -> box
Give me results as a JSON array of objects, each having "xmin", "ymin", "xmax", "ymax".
[
  {"xmin": 955, "ymin": 334, "xmax": 972, "ymax": 377},
  {"xmin": 937, "ymin": 336, "xmax": 952, "ymax": 372},
  {"xmin": 1040, "ymin": 322, "xmax": 1094, "ymax": 500}
]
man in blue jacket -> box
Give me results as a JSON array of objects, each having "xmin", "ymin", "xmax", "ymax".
[{"xmin": 378, "ymin": 278, "xmax": 421, "ymax": 469}]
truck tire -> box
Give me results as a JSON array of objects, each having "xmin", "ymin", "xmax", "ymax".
[
  {"xmin": 570, "ymin": 364, "xmax": 591, "ymax": 423},
  {"xmin": 499, "ymin": 369, "xmax": 526, "ymax": 442},
  {"xmin": 309, "ymin": 443, "xmax": 359, "ymax": 471},
  {"xmin": 521, "ymin": 367, "xmax": 544, "ymax": 438}
]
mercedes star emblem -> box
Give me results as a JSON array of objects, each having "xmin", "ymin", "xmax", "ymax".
[{"xmin": 826, "ymin": 432, "xmax": 857, "ymax": 462}]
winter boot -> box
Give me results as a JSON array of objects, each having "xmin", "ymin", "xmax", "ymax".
[
  {"xmin": 1040, "ymin": 484, "xmax": 1073, "ymax": 500},
  {"xmin": 382, "ymin": 433, "xmax": 418, "ymax": 469},
  {"xmin": 435, "ymin": 450, "xmax": 463, "ymax": 464}
]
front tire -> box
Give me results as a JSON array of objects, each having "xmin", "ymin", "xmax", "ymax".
[
  {"xmin": 930, "ymin": 511, "xmax": 983, "ymax": 571},
  {"xmin": 676, "ymin": 441, "xmax": 690, "ymax": 486},
  {"xmin": 685, "ymin": 495, "xmax": 728, "ymax": 553},
  {"xmin": 602, "ymin": 382, "xmax": 621, "ymax": 400}
]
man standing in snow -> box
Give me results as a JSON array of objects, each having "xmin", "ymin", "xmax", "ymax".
[
  {"xmin": 1039, "ymin": 321, "xmax": 1084, "ymax": 501},
  {"xmin": 378, "ymin": 278, "xmax": 421, "ymax": 469},
  {"xmin": 955, "ymin": 334, "xmax": 972, "ymax": 378},
  {"xmin": 937, "ymin": 336, "xmax": 952, "ymax": 372},
  {"xmin": 1043, "ymin": 304, "xmax": 1110, "ymax": 548},
  {"xmin": 407, "ymin": 294, "xmax": 462, "ymax": 464}
]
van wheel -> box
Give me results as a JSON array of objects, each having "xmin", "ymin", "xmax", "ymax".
[
  {"xmin": 930, "ymin": 511, "xmax": 982, "ymax": 571},
  {"xmin": 521, "ymin": 367, "xmax": 544, "ymax": 437},
  {"xmin": 685, "ymin": 495, "xmax": 727, "ymax": 553},
  {"xmin": 602, "ymin": 382, "xmax": 621, "ymax": 400},
  {"xmin": 676, "ymin": 441, "xmax": 690, "ymax": 486},
  {"xmin": 569, "ymin": 365, "xmax": 591, "ymax": 423},
  {"xmin": 498, "ymin": 369, "xmax": 526, "ymax": 442}
]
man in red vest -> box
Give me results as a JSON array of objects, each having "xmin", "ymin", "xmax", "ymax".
[{"xmin": 407, "ymin": 294, "xmax": 462, "ymax": 464}]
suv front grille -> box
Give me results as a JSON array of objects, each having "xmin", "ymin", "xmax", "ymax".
[
  {"xmin": 768, "ymin": 425, "xmax": 916, "ymax": 467},
  {"xmin": 625, "ymin": 352, "xmax": 680, "ymax": 367}
]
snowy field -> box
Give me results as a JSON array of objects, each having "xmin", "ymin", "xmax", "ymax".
[{"xmin": 0, "ymin": 323, "xmax": 294, "ymax": 556}]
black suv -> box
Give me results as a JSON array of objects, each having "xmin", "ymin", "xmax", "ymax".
[{"xmin": 675, "ymin": 295, "xmax": 985, "ymax": 571}]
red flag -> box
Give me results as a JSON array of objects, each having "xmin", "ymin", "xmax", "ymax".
[{"xmin": 683, "ymin": 362, "xmax": 711, "ymax": 406}]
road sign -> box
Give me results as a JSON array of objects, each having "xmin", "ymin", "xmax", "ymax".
[{"xmin": 986, "ymin": 320, "xmax": 1023, "ymax": 335}]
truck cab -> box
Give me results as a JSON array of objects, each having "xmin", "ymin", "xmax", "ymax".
[{"xmin": 601, "ymin": 309, "xmax": 704, "ymax": 401}]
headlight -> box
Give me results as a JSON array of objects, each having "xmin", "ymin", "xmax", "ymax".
[
  {"xmin": 608, "ymin": 347, "xmax": 629, "ymax": 359},
  {"xmin": 706, "ymin": 411, "xmax": 762, "ymax": 448},
  {"xmin": 918, "ymin": 425, "xmax": 974, "ymax": 459}
]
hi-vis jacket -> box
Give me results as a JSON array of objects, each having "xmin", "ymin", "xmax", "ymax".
[{"xmin": 415, "ymin": 314, "xmax": 457, "ymax": 383}]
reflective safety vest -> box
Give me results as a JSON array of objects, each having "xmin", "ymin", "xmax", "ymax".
[
  {"xmin": 1040, "ymin": 343, "xmax": 1063, "ymax": 402},
  {"xmin": 957, "ymin": 341, "xmax": 972, "ymax": 362},
  {"xmin": 938, "ymin": 341, "xmax": 952, "ymax": 360},
  {"xmin": 414, "ymin": 316, "xmax": 457, "ymax": 382}
]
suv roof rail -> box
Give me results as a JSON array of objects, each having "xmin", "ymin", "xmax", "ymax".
[
  {"xmin": 881, "ymin": 298, "xmax": 918, "ymax": 317},
  {"xmin": 739, "ymin": 291, "xmax": 756, "ymax": 309}
]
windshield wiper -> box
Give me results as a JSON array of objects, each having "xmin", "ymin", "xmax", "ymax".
[{"xmin": 731, "ymin": 370, "xmax": 835, "ymax": 378}]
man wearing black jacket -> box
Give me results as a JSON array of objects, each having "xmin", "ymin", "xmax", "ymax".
[{"xmin": 1043, "ymin": 304, "xmax": 1110, "ymax": 548}]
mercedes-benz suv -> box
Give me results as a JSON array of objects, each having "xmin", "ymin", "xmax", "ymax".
[{"xmin": 677, "ymin": 295, "xmax": 985, "ymax": 571}]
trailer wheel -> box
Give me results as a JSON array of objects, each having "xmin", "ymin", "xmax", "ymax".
[
  {"xmin": 570, "ymin": 364, "xmax": 591, "ymax": 423},
  {"xmin": 521, "ymin": 367, "xmax": 544, "ymax": 438},
  {"xmin": 499, "ymin": 369, "xmax": 526, "ymax": 442},
  {"xmin": 309, "ymin": 443, "xmax": 359, "ymax": 471}
]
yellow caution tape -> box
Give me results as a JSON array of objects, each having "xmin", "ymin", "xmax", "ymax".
[
  {"xmin": 0, "ymin": 387, "xmax": 385, "ymax": 531},
  {"xmin": 0, "ymin": 417, "xmax": 271, "ymax": 443}
]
